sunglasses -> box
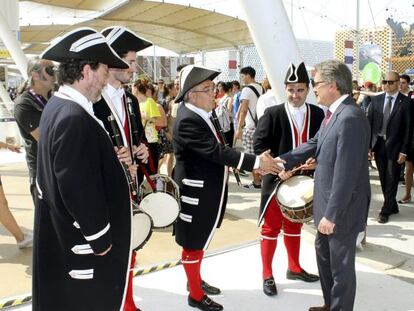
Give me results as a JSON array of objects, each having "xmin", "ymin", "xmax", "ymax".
[
  {"xmin": 381, "ymin": 80, "xmax": 398, "ymax": 85},
  {"xmin": 44, "ymin": 65, "xmax": 56, "ymax": 76}
]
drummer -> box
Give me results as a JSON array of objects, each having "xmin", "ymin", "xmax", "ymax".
[
  {"xmin": 93, "ymin": 26, "xmax": 151, "ymax": 311},
  {"xmin": 253, "ymin": 62, "xmax": 323, "ymax": 296},
  {"xmin": 172, "ymin": 65, "xmax": 282, "ymax": 311}
]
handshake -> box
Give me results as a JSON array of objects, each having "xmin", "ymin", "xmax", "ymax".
[
  {"xmin": 254, "ymin": 151, "xmax": 317, "ymax": 179},
  {"xmin": 253, "ymin": 150, "xmax": 285, "ymax": 176}
]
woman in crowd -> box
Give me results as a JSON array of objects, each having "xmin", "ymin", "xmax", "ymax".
[
  {"xmin": 133, "ymin": 80, "xmax": 161, "ymax": 172},
  {"xmin": 0, "ymin": 141, "xmax": 32, "ymax": 249}
]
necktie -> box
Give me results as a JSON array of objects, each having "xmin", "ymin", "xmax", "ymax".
[
  {"xmin": 322, "ymin": 110, "xmax": 332, "ymax": 129},
  {"xmin": 380, "ymin": 96, "xmax": 392, "ymax": 137}
]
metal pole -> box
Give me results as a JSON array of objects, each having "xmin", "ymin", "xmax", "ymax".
[
  {"xmin": 0, "ymin": 11, "xmax": 28, "ymax": 79},
  {"xmin": 153, "ymin": 45, "xmax": 156, "ymax": 82},
  {"xmin": 238, "ymin": 0, "xmax": 302, "ymax": 104},
  {"xmin": 355, "ymin": 0, "xmax": 360, "ymax": 80}
]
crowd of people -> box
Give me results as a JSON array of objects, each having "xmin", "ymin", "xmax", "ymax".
[{"xmin": 0, "ymin": 24, "xmax": 413, "ymax": 311}]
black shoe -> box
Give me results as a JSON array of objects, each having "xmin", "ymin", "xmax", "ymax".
[
  {"xmin": 286, "ymin": 269, "xmax": 320, "ymax": 282},
  {"xmin": 377, "ymin": 214, "xmax": 389, "ymax": 224},
  {"xmin": 188, "ymin": 295, "xmax": 223, "ymax": 311},
  {"xmin": 263, "ymin": 277, "xmax": 277, "ymax": 296},
  {"xmin": 186, "ymin": 280, "xmax": 221, "ymax": 295}
]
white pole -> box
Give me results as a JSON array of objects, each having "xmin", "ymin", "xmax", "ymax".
[
  {"xmin": 355, "ymin": 0, "xmax": 360, "ymax": 80},
  {"xmin": 0, "ymin": 11, "xmax": 28, "ymax": 79},
  {"xmin": 153, "ymin": 45, "xmax": 156, "ymax": 82},
  {"xmin": 238, "ymin": 0, "xmax": 302, "ymax": 104}
]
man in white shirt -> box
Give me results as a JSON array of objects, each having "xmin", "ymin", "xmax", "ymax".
[{"xmin": 235, "ymin": 66, "xmax": 264, "ymax": 189}]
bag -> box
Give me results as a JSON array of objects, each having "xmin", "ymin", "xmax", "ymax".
[{"xmin": 215, "ymin": 100, "xmax": 231, "ymax": 133}]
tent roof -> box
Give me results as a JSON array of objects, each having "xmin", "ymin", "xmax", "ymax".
[{"xmin": 20, "ymin": 0, "xmax": 253, "ymax": 54}]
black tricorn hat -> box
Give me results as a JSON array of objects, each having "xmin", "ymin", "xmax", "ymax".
[
  {"xmin": 175, "ymin": 65, "xmax": 221, "ymax": 103},
  {"xmin": 101, "ymin": 26, "xmax": 153, "ymax": 54},
  {"xmin": 40, "ymin": 27, "xmax": 128, "ymax": 69},
  {"xmin": 284, "ymin": 62, "xmax": 310, "ymax": 84}
]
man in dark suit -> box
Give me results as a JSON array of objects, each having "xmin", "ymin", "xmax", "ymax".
[
  {"xmin": 173, "ymin": 65, "xmax": 282, "ymax": 311},
  {"xmin": 254, "ymin": 62, "xmax": 323, "ymax": 297},
  {"xmin": 279, "ymin": 60, "xmax": 371, "ymax": 311},
  {"xmin": 367, "ymin": 71, "xmax": 411, "ymax": 224}
]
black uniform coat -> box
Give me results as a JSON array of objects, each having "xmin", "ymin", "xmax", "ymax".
[
  {"xmin": 94, "ymin": 89, "xmax": 147, "ymax": 185},
  {"xmin": 33, "ymin": 94, "xmax": 131, "ymax": 311},
  {"xmin": 173, "ymin": 103, "xmax": 256, "ymax": 250},
  {"xmin": 254, "ymin": 103, "xmax": 324, "ymax": 224}
]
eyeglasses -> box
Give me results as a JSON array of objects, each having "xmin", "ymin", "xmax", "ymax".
[
  {"xmin": 382, "ymin": 80, "xmax": 398, "ymax": 85},
  {"xmin": 44, "ymin": 65, "xmax": 56, "ymax": 76},
  {"xmin": 311, "ymin": 80, "xmax": 328, "ymax": 88},
  {"xmin": 191, "ymin": 88, "xmax": 215, "ymax": 94}
]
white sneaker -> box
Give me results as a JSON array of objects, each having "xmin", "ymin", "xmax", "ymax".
[{"xmin": 17, "ymin": 232, "xmax": 33, "ymax": 249}]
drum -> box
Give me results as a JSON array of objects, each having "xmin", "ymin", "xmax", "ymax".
[
  {"xmin": 139, "ymin": 174, "xmax": 180, "ymax": 228},
  {"xmin": 275, "ymin": 175, "xmax": 314, "ymax": 223},
  {"xmin": 131, "ymin": 211, "xmax": 153, "ymax": 251}
]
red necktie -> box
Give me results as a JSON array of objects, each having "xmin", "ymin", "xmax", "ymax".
[{"xmin": 322, "ymin": 110, "xmax": 332, "ymax": 129}]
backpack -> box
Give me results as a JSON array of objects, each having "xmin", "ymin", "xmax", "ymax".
[{"xmin": 215, "ymin": 96, "xmax": 232, "ymax": 132}]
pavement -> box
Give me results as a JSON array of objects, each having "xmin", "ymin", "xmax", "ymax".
[{"xmin": 1, "ymin": 149, "xmax": 414, "ymax": 310}]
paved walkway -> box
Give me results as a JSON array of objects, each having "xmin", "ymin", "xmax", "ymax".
[{"xmin": 1, "ymin": 150, "xmax": 414, "ymax": 310}]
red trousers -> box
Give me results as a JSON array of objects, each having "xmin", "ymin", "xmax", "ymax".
[
  {"xmin": 124, "ymin": 250, "xmax": 138, "ymax": 311},
  {"xmin": 260, "ymin": 198, "xmax": 303, "ymax": 279},
  {"xmin": 182, "ymin": 248, "xmax": 205, "ymax": 301}
]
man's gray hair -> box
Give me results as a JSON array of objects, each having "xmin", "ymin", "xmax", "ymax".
[
  {"xmin": 315, "ymin": 60, "xmax": 353, "ymax": 95},
  {"xmin": 27, "ymin": 56, "xmax": 43, "ymax": 86}
]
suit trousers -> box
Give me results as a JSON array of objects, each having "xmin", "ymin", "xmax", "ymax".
[
  {"xmin": 315, "ymin": 230, "xmax": 358, "ymax": 311},
  {"xmin": 373, "ymin": 138, "xmax": 401, "ymax": 215}
]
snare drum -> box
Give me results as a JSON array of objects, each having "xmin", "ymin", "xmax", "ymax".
[
  {"xmin": 139, "ymin": 174, "xmax": 180, "ymax": 228},
  {"xmin": 275, "ymin": 175, "xmax": 314, "ymax": 223},
  {"xmin": 131, "ymin": 211, "xmax": 153, "ymax": 251}
]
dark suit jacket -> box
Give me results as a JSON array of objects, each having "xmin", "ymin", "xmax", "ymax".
[
  {"xmin": 281, "ymin": 96, "xmax": 371, "ymax": 233},
  {"xmin": 367, "ymin": 92, "xmax": 411, "ymax": 160},
  {"xmin": 34, "ymin": 96, "xmax": 130, "ymax": 311},
  {"xmin": 173, "ymin": 103, "xmax": 256, "ymax": 250}
]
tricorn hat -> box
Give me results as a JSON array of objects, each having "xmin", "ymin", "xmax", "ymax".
[
  {"xmin": 41, "ymin": 27, "xmax": 128, "ymax": 69},
  {"xmin": 284, "ymin": 62, "xmax": 310, "ymax": 84},
  {"xmin": 101, "ymin": 26, "xmax": 153, "ymax": 54},
  {"xmin": 175, "ymin": 65, "xmax": 221, "ymax": 103}
]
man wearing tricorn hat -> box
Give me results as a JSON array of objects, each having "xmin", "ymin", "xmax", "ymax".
[
  {"xmin": 254, "ymin": 62, "xmax": 323, "ymax": 297},
  {"xmin": 173, "ymin": 65, "xmax": 283, "ymax": 311},
  {"xmin": 94, "ymin": 25, "xmax": 152, "ymax": 311},
  {"xmin": 33, "ymin": 27, "xmax": 133, "ymax": 311}
]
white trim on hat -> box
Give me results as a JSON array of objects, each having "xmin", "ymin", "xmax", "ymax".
[
  {"xmin": 70, "ymin": 33, "xmax": 106, "ymax": 53},
  {"xmin": 179, "ymin": 65, "xmax": 194, "ymax": 94},
  {"xmin": 105, "ymin": 27, "xmax": 126, "ymax": 46},
  {"xmin": 286, "ymin": 63, "xmax": 299, "ymax": 83}
]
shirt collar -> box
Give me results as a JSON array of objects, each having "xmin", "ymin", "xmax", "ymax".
[
  {"xmin": 328, "ymin": 94, "xmax": 349, "ymax": 114},
  {"xmin": 287, "ymin": 102, "xmax": 306, "ymax": 113},
  {"xmin": 184, "ymin": 102, "xmax": 212, "ymax": 122},
  {"xmin": 104, "ymin": 83, "xmax": 125, "ymax": 99},
  {"xmin": 54, "ymin": 84, "xmax": 106, "ymax": 130}
]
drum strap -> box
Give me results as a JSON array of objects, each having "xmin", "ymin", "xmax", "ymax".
[{"xmin": 139, "ymin": 165, "xmax": 156, "ymax": 190}]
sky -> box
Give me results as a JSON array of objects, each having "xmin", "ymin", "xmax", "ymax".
[{"xmin": 16, "ymin": 0, "xmax": 414, "ymax": 43}]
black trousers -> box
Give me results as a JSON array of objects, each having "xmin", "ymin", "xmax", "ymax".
[
  {"xmin": 315, "ymin": 230, "xmax": 358, "ymax": 311},
  {"xmin": 373, "ymin": 139, "xmax": 401, "ymax": 215}
]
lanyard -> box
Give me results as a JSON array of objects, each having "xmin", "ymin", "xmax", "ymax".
[{"xmin": 29, "ymin": 89, "xmax": 47, "ymax": 109}]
